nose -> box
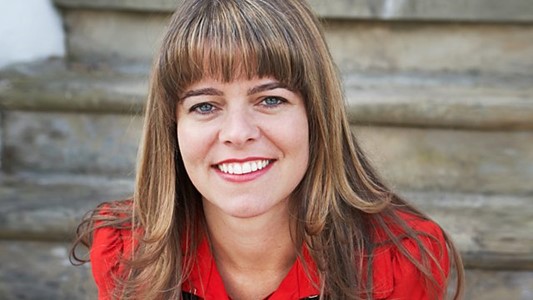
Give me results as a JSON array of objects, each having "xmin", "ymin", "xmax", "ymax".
[{"xmin": 219, "ymin": 108, "xmax": 260, "ymax": 147}]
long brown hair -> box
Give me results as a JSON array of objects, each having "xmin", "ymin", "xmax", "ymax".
[{"xmin": 71, "ymin": 0, "xmax": 464, "ymax": 299}]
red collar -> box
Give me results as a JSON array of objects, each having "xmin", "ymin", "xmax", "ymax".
[
  {"xmin": 181, "ymin": 238, "xmax": 320, "ymax": 299},
  {"xmin": 179, "ymin": 212, "xmax": 438, "ymax": 299}
]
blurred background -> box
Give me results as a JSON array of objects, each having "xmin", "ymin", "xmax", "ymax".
[{"xmin": 0, "ymin": 0, "xmax": 532, "ymax": 299}]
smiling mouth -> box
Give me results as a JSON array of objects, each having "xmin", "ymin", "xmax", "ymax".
[{"xmin": 216, "ymin": 160, "xmax": 272, "ymax": 175}]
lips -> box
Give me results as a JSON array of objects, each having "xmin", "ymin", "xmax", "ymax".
[{"xmin": 216, "ymin": 159, "xmax": 271, "ymax": 175}]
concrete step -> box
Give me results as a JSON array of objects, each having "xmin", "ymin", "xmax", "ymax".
[
  {"xmin": 404, "ymin": 191, "xmax": 533, "ymax": 270},
  {"xmin": 355, "ymin": 126, "xmax": 533, "ymax": 194},
  {"xmin": 461, "ymin": 269, "xmax": 533, "ymax": 300},
  {"xmin": 0, "ymin": 241, "xmax": 94, "ymax": 300},
  {"xmin": 0, "ymin": 59, "xmax": 147, "ymax": 114},
  {"xmin": 52, "ymin": 4, "xmax": 533, "ymax": 74},
  {"xmin": 54, "ymin": 0, "xmax": 533, "ymax": 22},
  {"xmin": 1, "ymin": 62, "xmax": 532, "ymax": 193},
  {"xmin": 2, "ymin": 110, "xmax": 531, "ymax": 194},
  {"xmin": 53, "ymin": 0, "xmax": 533, "ymax": 22},
  {"xmin": 2, "ymin": 61, "xmax": 531, "ymax": 129},
  {"xmin": 323, "ymin": 21, "xmax": 533, "ymax": 76},
  {"xmin": 1, "ymin": 240, "xmax": 532, "ymax": 300},
  {"xmin": 344, "ymin": 72, "xmax": 533, "ymax": 130},
  {"xmin": 0, "ymin": 176, "xmax": 133, "ymax": 241},
  {"xmin": 1, "ymin": 110, "xmax": 141, "ymax": 177},
  {"xmin": 1, "ymin": 177, "xmax": 531, "ymax": 271}
]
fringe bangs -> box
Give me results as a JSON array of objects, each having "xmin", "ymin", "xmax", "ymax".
[{"xmin": 162, "ymin": 0, "xmax": 306, "ymax": 97}]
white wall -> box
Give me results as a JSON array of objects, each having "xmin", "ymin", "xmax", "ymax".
[{"xmin": 0, "ymin": 0, "xmax": 65, "ymax": 69}]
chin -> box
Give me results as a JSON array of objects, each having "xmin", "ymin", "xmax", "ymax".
[
  {"xmin": 223, "ymin": 204, "xmax": 268, "ymax": 219},
  {"xmin": 203, "ymin": 194, "xmax": 289, "ymax": 220}
]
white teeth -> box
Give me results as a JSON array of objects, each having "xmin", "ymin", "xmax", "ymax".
[
  {"xmin": 234, "ymin": 164, "xmax": 242, "ymax": 174},
  {"xmin": 242, "ymin": 162, "xmax": 251, "ymax": 173},
  {"xmin": 217, "ymin": 160, "xmax": 271, "ymax": 175}
]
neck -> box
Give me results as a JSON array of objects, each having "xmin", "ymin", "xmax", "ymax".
[
  {"xmin": 202, "ymin": 199, "xmax": 297, "ymax": 299},
  {"xmin": 203, "ymin": 199, "xmax": 296, "ymax": 271}
]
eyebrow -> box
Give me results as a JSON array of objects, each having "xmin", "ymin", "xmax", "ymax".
[
  {"xmin": 181, "ymin": 88, "xmax": 223, "ymax": 100},
  {"xmin": 247, "ymin": 82, "xmax": 290, "ymax": 95},
  {"xmin": 181, "ymin": 81, "xmax": 291, "ymax": 101}
]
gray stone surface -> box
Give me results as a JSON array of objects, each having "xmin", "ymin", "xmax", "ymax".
[
  {"xmin": 311, "ymin": 0, "xmax": 533, "ymax": 22},
  {"xmin": 0, "ymin": 241, "xmax": 95, "ymax": 300},
  {"xmin": 4, "ymin": 109, "xmax": 532, "ymax": 193},
  {"xmin": 463, "ymin": 270, "xmax": 533, "ymax": 300},
  {"xmin": 344, "ymin": 72, "xmax": 533, "ymax": 130},
  {"xmin": 405, "ymin": 191, "xmax": 533, "ymax": 270},
  {"xmin": 356, "ymin": 126, "xmax": 533, "ymax": 194},
  {"xmin": 324, "ymin": 21, "xmax": 533, "ymax": 75},
  {"xmin": 3, "ymin": 111, "xmax": 142, "ymax": 176},
  {"xmin": 1, "ymin": 178, "xmax": 531, "ymax": 270},
  {"xmin": 0, "ymin": 176, "xmax": 133, "ymax": 240},
  {"xmin": 0, "ymin": 112, "xmax": 3, "ymax": 172},
  {"xmin": 64, "ymin": 10, "xmax": 168, "ymax": 64},
  {"xmin": 0, "ymin": 60, "xmax": 148, "ymax": 114},
  {"xmin": 54, "ymin": 0, "xmax": 178, "ymax": 12},
  {"xmin": 58, "ymin": 9, "xmax": 533, "ymax": 75},
  {"xmin": 53, "ymin": 0, "xmax": 533, "ymax": 22},
  {"xmin": 2, "ymin": 62, "xmax": 532, "ymax": 130},
  {"xmin": 0, "ymin": 240, "xmax": 532, "ymax": 299},
  {"xmin": 3, "ymin": 109, "xmax": 532, "ymax": 193}
]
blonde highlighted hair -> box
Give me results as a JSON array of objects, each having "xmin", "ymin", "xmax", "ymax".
[{"xmin": 71, "ymin": 0, "xmax": 464, "ymax": 299}]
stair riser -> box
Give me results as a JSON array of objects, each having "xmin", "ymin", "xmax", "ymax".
[
  {"xmin": 462, "ymin": 270, "xmax": 533, "ymax": 300},
  {"xmin": 325, "ymin": 21, "xmax": 533, "ymax": 76},
  {"xmin": 62, "ymin": 9, "xmax": 533, "ymax": 75},
  {"xmin": 1, "ymin": 241, "xmax": 532, "ymax": 300},
  {"xmin": 3, "ymin": 180, "xmax": 530, "ymax": 271},
  {"xmin": 64, "ymin": 10, "xmax": 166, "ymax": 65},
  {"xmin": 0, "ymin": 241, "xmax": 95, "ymax": 300},
  {"xmin": 0, "ymin": 179, "xmax": 133, "ymax": 241},
  {"xmin": 0, "ymin": 113, "xmax": 3, "ymax": 172},
  {"xmin": 355, "ymin": 126, "xmax": 533, "ymax": 194},
  {"xmin": 2, "ymin": 111, "xmax": 532, "ymax": 194},
  {"xmin": 3, "ymin": 111, "xmax": 141, "ymax": 177},
  {"xmin": 54, "ymin": 0, "xmax": 533, "ymax": 22},
  {"xmin": 3, "ymin": 64, "xmax": 531, "ymax": 129}
]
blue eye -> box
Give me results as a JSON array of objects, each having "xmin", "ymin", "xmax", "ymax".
[
  {"xmin": 191, "ymin": 102, "xmax": 215, "ymax": 114},
  {"xmin": 261, "ymin": 97, "xmax": 285, "ymax": 107}
]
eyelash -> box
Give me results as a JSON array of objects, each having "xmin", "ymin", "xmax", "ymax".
[
  {"xmin": 260, "ymin": 96, "xmax": 287, "ymax": 108},
  {"xmin": 189, "ymin": 102, "xmax": 217, "ymax": 115},
  {"xmin": 188, "ymin": 96, "xmax": 287, "ymax": 115}
]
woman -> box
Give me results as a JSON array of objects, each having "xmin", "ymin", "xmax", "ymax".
[{"xmin": 71, "ymin": 0, "xmax": 464, "ymax": 299}]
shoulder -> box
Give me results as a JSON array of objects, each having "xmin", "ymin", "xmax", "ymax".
[
  {"xmin": 371, "ymin": 210, "xmax": 450, "ymax": 299},
  {"xmin": 373, "ymin": 210, "xmax": 445, "ymax": 241},
  {"xmin": 89, "ymin": 201, "xmax": 135, "ymax": 299}
]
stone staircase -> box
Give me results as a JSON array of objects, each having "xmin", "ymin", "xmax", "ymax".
[{"xmin": 1, "ymin": 0, "xmax": 532, "ymax": 299}]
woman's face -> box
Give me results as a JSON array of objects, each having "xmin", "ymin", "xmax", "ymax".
[{"xmin": 176, "ymin": 76, "xmax": 309, "ymax": 219}]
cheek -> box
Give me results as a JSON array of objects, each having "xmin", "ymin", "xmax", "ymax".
[
  {"xmin": 295, "ymin": 120, "xmax": 310, "ymax": 166},
  {"xmin": 272, "ymin": 111, "xmax": 309, "ymax": 161},
  {"xmin": 290, "ymin": 110, "xmax": 309, "ymax": 145},
  {"xmin": 177, "ymin": 121, "xmax": 203, "ymax": 167},
  {"xmin": 294, "ymin": 113, "xmax": 310, "ymax": 170},
  {"xmin": 177, "ymin": 119, "xmax": 219, "ymax": 173}
]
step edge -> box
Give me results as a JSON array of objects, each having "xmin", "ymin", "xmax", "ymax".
[
  {"xmin": 2, "ymin": 66, "xmax": 532, "ymax": 130},
  {"xmin": 52, "ymin": 0, "xmax": 533, "ymax": 23}
]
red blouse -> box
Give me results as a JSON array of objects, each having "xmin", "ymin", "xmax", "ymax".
[{"xmin": 90, "ymin": 212, "xmax": 449, "ymax": 299}]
